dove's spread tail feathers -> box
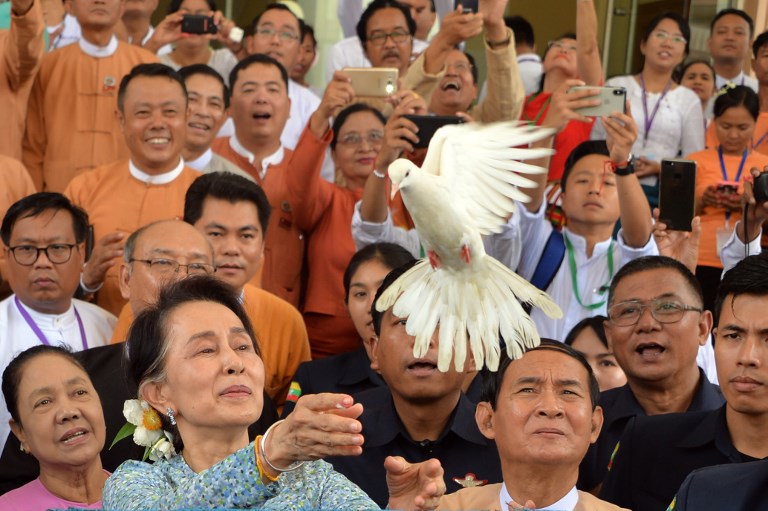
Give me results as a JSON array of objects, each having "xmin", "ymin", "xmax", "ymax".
[{"xmin": 375, "ymin": 256, "xmax": 563, "ymax": 372}]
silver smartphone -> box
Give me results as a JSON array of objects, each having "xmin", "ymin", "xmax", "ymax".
[{"xmin": 568, "ymin": 86, "xmax": 627, "ymax": 117}]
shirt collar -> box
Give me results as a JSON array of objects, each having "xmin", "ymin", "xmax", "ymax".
[
  {"xmin": 675, "ymin": 405, "xmax": 747, "ymax": 461},
  {"xmin": 129, "ymin": 158, "xmax": 185, "ymax": 185},
  {"xmin": 501, "ymin": 483, "xmax": 578, "ymax": 511},
  {"xmin": 338, "ymin": 348, "xmax": 386, "ymax": 387},
  {"xmin": 716, "ymin": 72, "xmax": 745, "ymax": 88},
  {"xmin": 517, "ymin": 54, "xmax": 542, "ymax": 64},
  {"xmin": 14, "ymin": 295, "xmax": 76, "ymax": 328},
  {"xmin": 361, "ymin": 388, "xmax": 489, "ymax": 447},
  {"xmin": 142, "ymin": 25, "xmax": 155, "ymax": 46},
  {"xmin": 185, "ymin": 148, "xmax": 213, "ymax": 171},
  {"xmin": 78, "ymin": 35, "xmax": 119, "ymax": 58},
  {"xmin": 563, "ymin": 229, "xmax": 614, "ymax": 258},
  {"xmin": 228, "ymin": 134, "xmax": 284, "ymax": 179}
]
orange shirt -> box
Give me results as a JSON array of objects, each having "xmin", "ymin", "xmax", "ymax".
[
  {"xmin": 689, "ymin": 148, "xmax": 768, "ymax": 267},
  {"xmin": 212, "ymin": 126, "xmax": 332, "ymax": 308},
  {"xmin": 285, "ymin": 133, "xmax": 364, "ymax": 357},
  {"xmin": 23, "ymin": 40, "xmax": 158, "ymax": 191},
  {"xmin": 65, "ymin": 160, "xmax": 202, "ymax": 315},
  {"xmin": 522, "ymin": 92, "xmax": 595, "ymax": 181},
  {"xmin": 0, "ymin": 0, "xmax": 43, "ymax": 161},
  {"xmin": 0, "ymin": 155, "xmax": 36, "ymax": 281},
  {"xmin": 706, "ymin": 112, "xmax": 768, "ymax": 156},
  {"xmin": 110, "ymin": 284, "xmax": 310, "ymax": 408}
]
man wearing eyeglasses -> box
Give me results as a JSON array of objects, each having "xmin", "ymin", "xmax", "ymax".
[
  {"xmin": 243, "ymin": 3, "xmax": 320, "ymax": 154},
  {"xmin": 598, "ymin": 253, "xmax": 768, "ymax": 510},
  {"xmin": 578, "ymin": 256, "xmax": 725, "ymax": 493},
  {"xmin": 0, "ymin": 192, "xmax": 117, "ymax": 452}
]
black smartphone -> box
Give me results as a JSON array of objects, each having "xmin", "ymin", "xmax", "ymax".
[
  {"xmin": 454, "ymin": 0, "xmax": 478, "ymax": 13},
  {"xmin": 181, "ymin": 14, "xmax": 217, "ymax": 35},
  {"xmin": 659, "ymin": 159, "xmax": 697, "ymax": 232},
  {"xmin": 85, "ymin": 225, "xmax": 94, "ymax": 262},
  {"xmin": 402, "ymin": 115, "xmax": 464, "ymax": 148}
]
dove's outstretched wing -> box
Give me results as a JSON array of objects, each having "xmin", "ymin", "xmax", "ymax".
[{"xmin": 419, "ymin": 122, "xmax": 555, "ymax": 235}]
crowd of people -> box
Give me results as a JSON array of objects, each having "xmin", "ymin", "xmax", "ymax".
[{"xmin": 1, "ymin": 0, "xmax": 768, "ymax": 509}]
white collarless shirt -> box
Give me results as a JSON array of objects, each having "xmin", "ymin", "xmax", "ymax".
[{"xmin": 500, "ymin": 482, "xmax": 579, "ymax": 511}]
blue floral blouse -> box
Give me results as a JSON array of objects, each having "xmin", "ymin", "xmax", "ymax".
[{"xmin": 102, "ymin": 441, "xmax": 379, "ymax": 510}]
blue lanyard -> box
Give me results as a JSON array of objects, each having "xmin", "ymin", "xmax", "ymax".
[
  {"xmin": 753, "ymin": 131, "xmax": 768, "ymax": 150},
  {"xmin": 717, "ymin": 146, "xmax": 748, "ymax": 222}
]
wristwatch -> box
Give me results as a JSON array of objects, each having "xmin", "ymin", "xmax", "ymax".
[{"xmin": 614, "ymin": 153, "xmax": 635, "ymax": 176}]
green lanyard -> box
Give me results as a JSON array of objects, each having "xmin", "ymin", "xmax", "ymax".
[
  {"xmin": 565, "ymin": 234, "xmax": 614, "ymax": 310},
  {"xmin": 523, "ymin": 92, "xmax": 552, "ymax": 126}
]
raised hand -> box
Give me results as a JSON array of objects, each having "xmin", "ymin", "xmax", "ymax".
[{"xmin": 385, "ymin": 456, "xmax": 445, "ymax": 511}]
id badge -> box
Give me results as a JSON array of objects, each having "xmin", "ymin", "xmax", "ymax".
[{"xmin": 716, "ymin": 226, "xmax": 733, "ymax": 256}]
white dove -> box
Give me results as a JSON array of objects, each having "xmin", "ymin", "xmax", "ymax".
[{"xmin": 375, "ymin": 121, "xmax": 563, "ymax": 372}]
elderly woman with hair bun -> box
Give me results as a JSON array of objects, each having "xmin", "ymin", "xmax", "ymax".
[
  {"xmin": 103, "ymin": 275, "xmax": 445, "ymax": 510},
  {"xmin": 0, "ymin": 345, "xmax": 109, "ymax": 510}
]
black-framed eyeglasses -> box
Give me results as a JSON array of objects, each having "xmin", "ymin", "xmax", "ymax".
[
  {"xmin": 607, "ymin": 299, "xmax": 702, "ymax": 327},
  {"xmin": 129, "ymin": 258, "xmax": 216, "ymax": 276},
  {"xmin": 8, "ymin": 244, "xmax": 77, "ymax": 266},
  {"xmin": 254, "ymin": 26, "xmax": 300, "ymax": 42},
  {"xmin": 367, "ymin": 29, "xmax": 411, "ymax": 47}
]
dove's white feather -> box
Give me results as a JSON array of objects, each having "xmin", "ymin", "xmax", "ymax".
[{"xmin": 380, "ymin": 122, "xmax": 561, "ymax": 371}]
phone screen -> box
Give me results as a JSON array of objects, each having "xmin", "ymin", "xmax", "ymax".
[{"xmin": 659, "ymin": 159, "xmax": 697, "ymax": 232}]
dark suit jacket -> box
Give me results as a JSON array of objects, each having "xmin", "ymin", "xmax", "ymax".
[
  {"xmin": 599, "ymin": 406, "xmax": 760, "ymax": 511},
  {"xmin": 670, "ymin": 459, "xmax": 768, "ymax": 511},
  {"xmin": 0, "ymin": 343, "xmax": 278, "ymax": 495}
]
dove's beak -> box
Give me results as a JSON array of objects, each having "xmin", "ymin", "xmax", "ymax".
[{"xmin": 390, "ymin": 182, "xmax": 400, "ymax": 200}]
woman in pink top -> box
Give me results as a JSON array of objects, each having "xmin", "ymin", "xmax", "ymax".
[{"xmin": 0, "ymin": 345, "xmax": 108, "ymax": 510}]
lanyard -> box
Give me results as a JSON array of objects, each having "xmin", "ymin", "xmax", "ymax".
[
  {"xmin": 753, "ymin": 131, "xmax": 768, "ymax": 150},
  {"xmin": 565, "ymin": 234, "xmax": 614, "ymax": 310},
  {"xmin": 14, "ymin": 297, "xmax": 88, "ymax": 350},
  {"xmin": 718, "ymin": 146, "xmax": 748, "ymax": 222},
  {"xmin": 639, "ymin": 75, "xmax": 672, "ymax": 146},
  {"xmin": 523, "ymin": 92, "xmax": 552, "ymax": 126}
]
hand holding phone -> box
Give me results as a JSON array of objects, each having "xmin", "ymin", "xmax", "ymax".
[
  {"xmin": 568, "ymin": 86, "xmax": 627, "ymax": 117},
  {"xmin": 181, "ymin": 14, "xmax": 217, "ymax": 35},
  {"xmin": 343, "ymin": 68, "xmax": 398, "ymax": 97}
]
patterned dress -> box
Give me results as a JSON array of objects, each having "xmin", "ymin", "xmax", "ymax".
[{"xmin": 102, "ymin": 441, "xmax": 378, "ymax": 510}]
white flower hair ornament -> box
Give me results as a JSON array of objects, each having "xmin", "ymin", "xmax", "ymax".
[{"xmin": 110, "ymin": 399, "xmax": 177, "ymax": 462}]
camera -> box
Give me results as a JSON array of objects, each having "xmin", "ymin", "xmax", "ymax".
[
  {"xmin": 181, "ymin": 14, "xmax": 217, "ymax": 35},
  {"xmin": 754, "ymin": 172, "xmax": 768, "ymax": 204}
]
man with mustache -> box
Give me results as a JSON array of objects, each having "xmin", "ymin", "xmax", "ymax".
[
  {"xmin": 324, "ymin": 261, "xmax": 502, "ymax": 507},
  {"xmin": 0, "ymin": 192, "xmax": 116, "ymax": 452},
  {"xmin": 23, "ymin": 0, "xmax": 159, "ymax": 192},
  {"xmin": 65, "ymin": 63, "xmax": 202, "ymax": 316},
  {"xmin": 578, "ymin": 256, "xmax": 725, "ymax": 492},
  {"xmin": 598, "ymin": 253, "xmax": 768, "ymax": 511}
]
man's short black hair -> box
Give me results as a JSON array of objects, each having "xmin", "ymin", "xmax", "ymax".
[
  {"xmin": 184, "ymin": 172, "xmax": 272, "ymax": 234},
  {"xmin": 752, "ymin": 30, "xmax": 768, "ymax": 58},
  {"xmin": 710, "ymin": 8, "xmax": 754, "ymax": 37},
  {"xmin": 714, "ymin": 253, "xmax": 768, "ymax": 327},
  {"xmin": 250, "ymin": 3, "xmax": 305, "ymax": 40},
  {"xmin": 1, "ymin": 193, "xmax": 89, "ymax": 247},
  {"xmin": 178, "ymin": 64, "xmax": 230, "ymax": 109},
  {"xmin": 607, "ymin": 256, "xmax": 704, "ymax": 309},
  {"xmin": 505, "ymin": 15, "xmax": 535, "ymax": 48},
  {"xmin": 480, "ymin": 340, "xmax": 600, "ymax": 410},
  {"xmin": 559, "ymin": 140, "xmax": 610, "ymax": 192},
  {"xmin": 371, "ymin": 259, "xmax": 420, "ymax": 337},
  {"xmin": 356, "ymin": 0, "xmax": 416, "ymax": 44},
  {"xmin": 117, "ymin": 63, "xmax": 188, "ymax": 112},
  {"xmin": 229, "ymin": 54, "xmax": 289, "ymax": 95},
  {"xmin": 463, "ymin": 50, "xmax": 479, "ymax": 85}
]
